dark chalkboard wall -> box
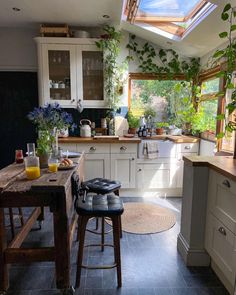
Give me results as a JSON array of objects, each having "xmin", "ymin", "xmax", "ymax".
[{"xmin": 0, "ymin": 72, "xmax": 38, "ymax": 169}]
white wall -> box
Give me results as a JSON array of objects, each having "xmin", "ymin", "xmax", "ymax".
[
  {"xmin": 199, "ymin": 139, "xmax": 216, "ymax": 156},
  {"xmin": 0, "ymin": 27, "xmax": 38, "ymax": 71}
]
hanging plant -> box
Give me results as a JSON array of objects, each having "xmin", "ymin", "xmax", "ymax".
[
  {"xmin": 96, "ymin": 25, "xmax": 128, "ymax": 110},
  {"xmin": 126, "ymin": 35, "xmax": 201, "ymax": 110},
  {"xmin": 212, "ymin": 3, "xmax": 236, "ymax": 147}
]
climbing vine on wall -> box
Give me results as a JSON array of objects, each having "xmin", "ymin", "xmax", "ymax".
[{"xmin": 126, "ymin": 35, "xmax": 201, "ymax": 110}]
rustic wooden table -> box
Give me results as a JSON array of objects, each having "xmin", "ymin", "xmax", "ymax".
[{"xmin": 0, "ymin": 154, "xmax": 84, "ymax": 294}]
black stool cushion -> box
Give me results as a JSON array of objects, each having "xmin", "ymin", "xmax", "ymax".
[
  {"xmin": 75, "ymin": 194, "xmax": 124, "ymax": 217},
  {"xmin": 82, "ymin": 178, "xmax": 121, "ymax": 195}
]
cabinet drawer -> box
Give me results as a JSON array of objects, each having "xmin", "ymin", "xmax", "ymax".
[
  {"xmin": 208, "ymin": 170, "xmax": 236, "ymax": 234},
  {"xmin": 77, "ymin": 143, "xmax": 110, "ymax": 154},
  {"xmin": 179, "ymin": 143, "xmax": 199, "ymax": 153},
  {"xmin": 205, "ymin": 213, "xmax": 236, "ymax": 286},
  {"xmin": 58, "ymin": 143, "xmax": 77, "ymax": 152},
  {"xmin": 111, "ymin": 143, "xmax": 137, "ymax": 154}
]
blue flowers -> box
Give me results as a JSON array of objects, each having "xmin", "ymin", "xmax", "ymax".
[{"xmin": 28, "ymin": 103, "xmax": 76, "ymax": 132}]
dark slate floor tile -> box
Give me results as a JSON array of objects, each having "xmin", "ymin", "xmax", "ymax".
[
  {"xmin": 154, "ymin": 288, "xmax": 174, "ymax": 295},
  {"xmin": 6, "ymin": 291, "xmax": 31, "ymax": 295},
  {"xmin": 171, "ymin": 287, "xmax": 230, "ymax": 295},
  {"xmin": 183, "ymin": 275, "xmax": 224, "ymax": 288}
]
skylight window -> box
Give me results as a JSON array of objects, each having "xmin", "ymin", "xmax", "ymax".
[{"xmin": 124, "ymin": 0, "xmax": 217, "ymax": 40}]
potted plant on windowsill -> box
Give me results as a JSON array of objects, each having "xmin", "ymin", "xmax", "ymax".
[
  {"xmin": 28, "ymin": 103, "xmax": 76, "ymax": 167},
  {"xmin": 127, "ymin": 111, "xmax": 140, "ymax": 134},
  {"xmin": 155, "ymin": 122, "xmax": 169, "ymax": 135}
]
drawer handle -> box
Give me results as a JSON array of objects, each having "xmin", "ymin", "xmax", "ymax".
[
  {"xmin": 89, "ymin": 146, "xmax": 96, "ymax": 151},
  {"xmin": 222, "ymin": 179, "xmax": 231, "ymax": 188},
  {"xmin": 218, "ymin": 227, "xmax": 226, "ymax": 236},
  {"xmin": 184, "ymin": 146, "xmax": 191, "ymax": 150},
  {"xmin": 120, "ymin": 146, "xmax": 127, "ymax": 151}
]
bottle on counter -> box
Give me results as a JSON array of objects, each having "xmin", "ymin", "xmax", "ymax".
[
  {"xmin": 138, "ymin": 126, "xmax": 143, "ymax": 137},
  {"xmin": 142, "ymin": 125, "xmax": 147, "ymax": 137}
]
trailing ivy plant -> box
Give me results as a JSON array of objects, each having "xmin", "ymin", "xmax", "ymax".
[
  {"xmin": 212, "ymin": 3, "xmax": 236, "ymax": 144},
  {"xmin": 126, "ymin": 35, "xmax": 201, "ymax": 110},
  {"xmin": 95, "ymin": 25, "xmax": 128, "ymax": 110}
]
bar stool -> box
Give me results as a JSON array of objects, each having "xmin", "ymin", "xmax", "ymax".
[
  {"xmin": 78, "ymin": 178, "xmax": 122, "ymax": 240},
  {"xmin": 75, "ymin": 193, "xmax": 124, "ymax": 288}
]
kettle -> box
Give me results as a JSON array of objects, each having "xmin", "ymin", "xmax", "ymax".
[{"xmin": 80, "ymin": 119, "xmax": 91, "ymax": 137}]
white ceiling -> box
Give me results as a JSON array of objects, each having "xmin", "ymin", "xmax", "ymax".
[{"xmin": 0, "ymin": 0, "xmax": 235, "ymax": 58}]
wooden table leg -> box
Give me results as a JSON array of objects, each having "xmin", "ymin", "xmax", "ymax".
[
  {"xmin": 0, "ymin": 208, "xmax": 8, "ymax": 292},
  {"xmin": 53, "ymin": 195, "xmax": 70, "ymax": 290}
]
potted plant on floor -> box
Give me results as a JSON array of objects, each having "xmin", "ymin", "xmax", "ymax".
[
  {"xmin": 127, "ymin": 111, "xmax": 140, "ymax": 134},
  {"xmin": 28, "ymin": 103, "xmax": 76, "ymax": 167},
  {"xmin": 155, "ymin": 122, "xmax": 169, "ymax": 135}
]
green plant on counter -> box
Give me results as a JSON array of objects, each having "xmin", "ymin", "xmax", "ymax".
[
  {"xmin": 127, "ymin": 111, "xmax": 140, "ymax": 128},
  {"xmin": 95, "ymin": 25, "xmax": 128, "ymax": 110},
  {"xmin": 155, "ymin": 122, "xmax": 169, "ymax": 129}
]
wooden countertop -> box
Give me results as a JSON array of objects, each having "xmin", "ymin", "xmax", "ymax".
[
  {"xmin": 58, "ymin": 135, "xmax": 200, "ymax": 144},
  {"xmin": 183, "ymin": 155, "xmax": 236, "ymax": 182}
]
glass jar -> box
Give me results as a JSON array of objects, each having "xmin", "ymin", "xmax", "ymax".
[
  {"xmin": 24, "ymin": 155, "xmax": 40, "ymax": 180},
  {"xmin": 48, "ymin": 154, "xmax": 59, "ymax": 173}
]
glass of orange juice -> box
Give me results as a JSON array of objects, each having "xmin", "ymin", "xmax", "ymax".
[
  {"xmin": 24, "ymin": 155, "xmax": 40, "ymax": 180},
  {"xmin": 48, "ymin": 155, "xmax": 59, "ymax": 173}
]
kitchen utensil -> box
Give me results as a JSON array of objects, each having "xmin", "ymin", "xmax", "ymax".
[{"xmin": 80, "ymin": 119, "xmax": 91, "ymax": 137}]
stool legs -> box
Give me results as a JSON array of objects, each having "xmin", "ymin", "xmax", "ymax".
[
  {"xmin": 112, "ymin": 216, "xmax": 122, "ymax": 288},
  {"xmin": 76, "ymin": 215, "xmax": 89, "ymax": 288},
  {"xmin": 101, "ymin": 217, "xmax": 105, "ymax": 252}
]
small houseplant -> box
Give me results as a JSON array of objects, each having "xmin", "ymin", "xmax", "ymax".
[
  {"xmin": 127, "ymin": 111, "xmax": 140, "ymax": 134},
  {"xmin": 155, "ymin": 122, "xmax": 169, "ymax": 135},
  {"xmin": 28, "ymin": 103, "xmax": 76, "ymax": 166}
]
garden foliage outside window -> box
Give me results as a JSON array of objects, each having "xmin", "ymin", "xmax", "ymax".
[{"xmin": 129, "ymin": 76, "xmax": 219, "ymax": 135}]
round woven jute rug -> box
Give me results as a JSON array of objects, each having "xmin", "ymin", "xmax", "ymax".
[{"xmin": 108, "ymin": 202, "xmax": 176, "ymax": 235}]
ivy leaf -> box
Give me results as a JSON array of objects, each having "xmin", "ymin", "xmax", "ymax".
[
  {"xmin": 213, "ymin": 50, "xmax": 225, "ymax": 58},
  {"xmin": 216, "ymin": 91, "xmax": 225, "ymax": 97},
  {"xmin": 219, "ymin": 32, "xmax": 228, "ymax": 38},
  {"xmin": 216, "ymin": 71, "xmax": 225, "ymax": 78},
  {"xmin": 216, "ymin": 132, "xmax": 224, "ymax": 139},
  {"xmin": 216, "ymin": 114, "xmax": 225, "ymax": 120},
  {"xmin": 95, "ymin": 41, "xmax": 101, "ymax": 48},
  {"xmin": 223, "ymin": 3, "xmax": 231, "ymax": 12},
  {"xmin": 131, "ymin": 34, "xmax": 136, "ymax": 40},
  {"xmin": 221, "ymin": 12, "xmax": 229, "ymax": 21},
  {"xmin": 227, "ymin": 82, "xmax": 235, "ymax": 89},
  {"xmin": 231, "ymin": 24, "xmax": 236, "ymax": 31}
]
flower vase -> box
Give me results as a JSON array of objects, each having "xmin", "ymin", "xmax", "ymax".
[{"xmin": 51, "ymin": 128, "xmax": 59, "ymax": 154}]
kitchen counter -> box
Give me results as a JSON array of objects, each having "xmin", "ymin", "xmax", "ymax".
[
  {"xmin": 58, "ymin": 135, "xmax": 199, "ymax": 144},
  {"xmin": 183, "ymin": 155, "xmax": 236, "ymax": 181}
]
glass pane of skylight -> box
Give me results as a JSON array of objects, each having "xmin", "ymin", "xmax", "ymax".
[{"xmin": 138, "ymin": 0, "xmax": 204, "ymax": 17}]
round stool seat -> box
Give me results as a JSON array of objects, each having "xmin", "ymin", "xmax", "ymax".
[
  {"xmin": 75, "ymin": 194, "xmax": 124, "ymax": 217},
  {"xmin": 82, "ymin": 178, "xmax": 121, "ymax": 195}
]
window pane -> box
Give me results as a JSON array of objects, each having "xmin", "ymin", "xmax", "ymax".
[
  {"xmin": 198, "ymin": 99, "xmax": 218, "ymax": 133},
  {"xmin": 201, "ymin": 78, "xmax": 220, "ymax": 95}
]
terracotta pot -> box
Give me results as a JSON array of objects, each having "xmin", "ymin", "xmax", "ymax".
[
  {"xmin": 156, "ymin": 128, "xmax": 164, "ymax": 135},
  {"xmin": 128, "ymin": 128, "xmax": 137, "ymax": 135}
]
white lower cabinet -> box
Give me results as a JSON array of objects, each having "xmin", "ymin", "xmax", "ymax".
[
  {"xmin": 110, "ymin": 154, "xmax": 136, "ymax": 189},
  {"xmin": 84, "ymin": 153, "xmax": 110, "ymax": 181},
  {"xmin": 136, "ymin": 162, "xmax": 178, "ymax": 189},
  {"xmin": 205, "ymin": 169, "xmax": 236, "ymax": 294}
]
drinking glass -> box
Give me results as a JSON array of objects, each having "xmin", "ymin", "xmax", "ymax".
[
  {"xmin": 48, "ymin": 154, "xmax": 59, "ymax": 173},
  {"xmin": 15, "ymin": 150, "xmax": 24, "ymax": 164},
  {"xmin": 24, "ymin": 155, "xmax": 40, "ymax": 180}
]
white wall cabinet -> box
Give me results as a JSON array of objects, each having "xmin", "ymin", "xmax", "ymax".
[
  {"xmin": 205, "ymin": 169, "xmax": 236, "ymax": 294},
  {"xmin": 35, "ymin": 37, "xmax": 105, "ymax": 108}
]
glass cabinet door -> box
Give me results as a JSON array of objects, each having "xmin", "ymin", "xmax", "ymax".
[
  {"xmin": 80, "ymin": 46, "xmax": 104, "ymax": 107},
  {"xmin": 43, "ymin": 44, "xmax": 77, "ymax": 107}
]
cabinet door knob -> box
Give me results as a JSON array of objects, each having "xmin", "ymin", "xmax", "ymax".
[
  {"xmin": 218, "ymin": 226, "xmax": 226, "ymax": 236},
  {"xmin": 71, "ymin": 99, "xmax": 75, "ymax": 103},
  {"xmin": 89, "ymin": 146, "xmax": 96, "ymax": 151},
  {"xmin": 184, "ymin": 146, "xmax": 191, "ymax": 150},
  {"xmin": 138, "ymin": 168, "xmax": 142, "ymax": 172},
  {"xmin": 131, "ymin": 158, "xmax": 135, "ymax": 161},
  {"xmin": 222, "ymin": 179, "xmax": 230, "ymax": 188},
  {"xmin": 120, "ymin": 146, "xmax": 127, "ymax": 151}
]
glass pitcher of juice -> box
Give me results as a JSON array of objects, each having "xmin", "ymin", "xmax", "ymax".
[{"xmin": 24, "ymin": 143, "xmax": 40, "ymax": 180}]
